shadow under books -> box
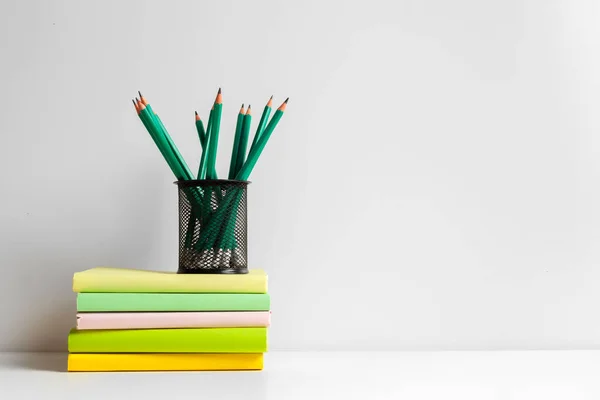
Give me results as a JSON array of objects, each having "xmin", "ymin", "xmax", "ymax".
[{"xmin": 8, "ymin": 353, "xmax": 68, "ymax": 372}]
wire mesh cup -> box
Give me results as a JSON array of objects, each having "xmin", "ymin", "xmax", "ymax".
[{"xmin": 175, "ymin": 180, "xmax": 249, "ymax": 274}]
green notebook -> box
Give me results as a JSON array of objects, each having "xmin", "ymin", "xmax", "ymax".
[
  {"xmin": 68, "ymin": 328, "xmax": 268, "ymax": 353},
  {"xmin": 77, "ymin": 293, "xmax": 270, "ymax": 312}
]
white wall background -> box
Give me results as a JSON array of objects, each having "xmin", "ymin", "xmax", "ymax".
[{"xmin": 1, "ymin": 0, "xmax": 600, "ymax": 351}]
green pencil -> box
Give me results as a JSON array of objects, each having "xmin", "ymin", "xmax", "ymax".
[
  {"xmin": 134, "ymin": 99, "xmax": 176, "ymax": 175},
  {"xmin": 198, "ymin": 107, "xmax": 213, "ymax": 179},
  {"xmin": 228, "ymin": 104, "xmax": 245, "ymax": 179},
  {"xmin": 206, "ymin": 88, "xmax": 222, "ymax": 180},
  {"xmin": 136, "ymin": 99, "xmax": 186, "ymax": 180},
  {"xmin": 195, "ymin": 111, "xmax": 206, "ymax": 150},
  {"xmin": 235, "ymin": 105, "xmax": 252, "ymax": 177},
  {"xmin": 249, "ymin": 96, "xmax": 272, "ymax": 153},
  {"xmin": 236, "ymin": 98, "xmax": 288, "ymax": 181},
  {"xmin": 154, "ymin": 112, "xmax": 193, "ymax": 180},
  {"xmin": 139, "ymin": 92, "xmax": 193, "ymax": 180}
]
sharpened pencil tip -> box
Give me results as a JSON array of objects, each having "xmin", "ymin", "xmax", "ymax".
[
  {"xmin": 195, "ymin": 110, "xmax": 198, "ymax": 116},
  {"xmin": 137, "ymin": 92, "xmax": 148, "ymax": 106},
  {"xmin": 277, "ymin": 98, "xmax": 288, "ymax": 111},
  {"xmin": 218, "ymin": 87, "xmax": 222, "ymax": 94},
  {"xmin": 267, "ymin": 96, "xmax": 273, "ymax": 107}
]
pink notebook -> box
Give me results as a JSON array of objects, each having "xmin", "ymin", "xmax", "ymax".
[{"xmin": 76, "ymin": 311, "xmax": 271, "ymax": 330}]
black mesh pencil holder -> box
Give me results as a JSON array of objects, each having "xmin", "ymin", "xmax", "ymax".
[{"xmin": 175, "ymin": 180, "xmax": 249, "ymax": 274}]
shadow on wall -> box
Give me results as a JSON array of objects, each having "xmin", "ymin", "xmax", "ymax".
[{"xmin": 0, "ymin": 170, "xmax": 171, "ymax": 352}]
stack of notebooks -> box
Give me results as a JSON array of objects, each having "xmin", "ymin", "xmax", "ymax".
[{"xmin": 67, "ymin": 267, "xmax": 269, "ymax": 372}]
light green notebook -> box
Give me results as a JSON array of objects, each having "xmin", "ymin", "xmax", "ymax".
[
  {"xmin": 77, "ymin": 293, "xmax": 270, "ymax": 312},
  {"xmin": 73, "ymin": 267, "xmax": 268, "ymax": 293},
  {"xmin": 68, "ymin": 328, "xmax": 268, "ymax": 353}
]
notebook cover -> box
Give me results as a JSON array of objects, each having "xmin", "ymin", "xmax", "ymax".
[
  {"xmin": 68, "ymin": 327, "xmax": 268, "ymax": 353},
  {"xmin": 73, "ymin": 267, "xmax": 267, "ymax": 294},
  {"xmin": 76, "ymin": 311, "xmax": 271, "ymax": 330},
  {"xmin": 77, "ymin": 293, "xmax": 270, "ymax": 312},
  {"xmin": 67, "ymin": 353, "xmax": 264, "ymax": 371}
]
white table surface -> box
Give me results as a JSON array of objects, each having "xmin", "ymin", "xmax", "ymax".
[{"xmin": 1, "ymin": 351, "xmax": 600, "ymax": 399}]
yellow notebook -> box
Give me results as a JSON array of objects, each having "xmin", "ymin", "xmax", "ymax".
[
  {"xmin": 73, "ymin": 267, "xmax": 267, "ymax": 293},
  {"xmin": 68, "ymin": 353, "xmax": 264, "ymax": 372}
]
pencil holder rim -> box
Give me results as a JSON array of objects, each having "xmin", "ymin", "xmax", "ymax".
[{"xmin": 174, "ymin": 179, "xmax": 251, "ymax": 188}]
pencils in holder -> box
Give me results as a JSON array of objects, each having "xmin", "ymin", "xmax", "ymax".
[{"xmin": 132, "ymin": 88, "xmax": 289, "ymax": 273}]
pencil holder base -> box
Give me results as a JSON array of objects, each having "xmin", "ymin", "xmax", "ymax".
[
  {"xmin": 177, "ymin": 247, "xmax": 249, "ymax": 274},
  {"xmin": 178, "ymin": 267, "xmax": 249, "ymax": 274},
  {"xmin": 175, "ymin": 179, "xmax": 249, "ymax": 274}
]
